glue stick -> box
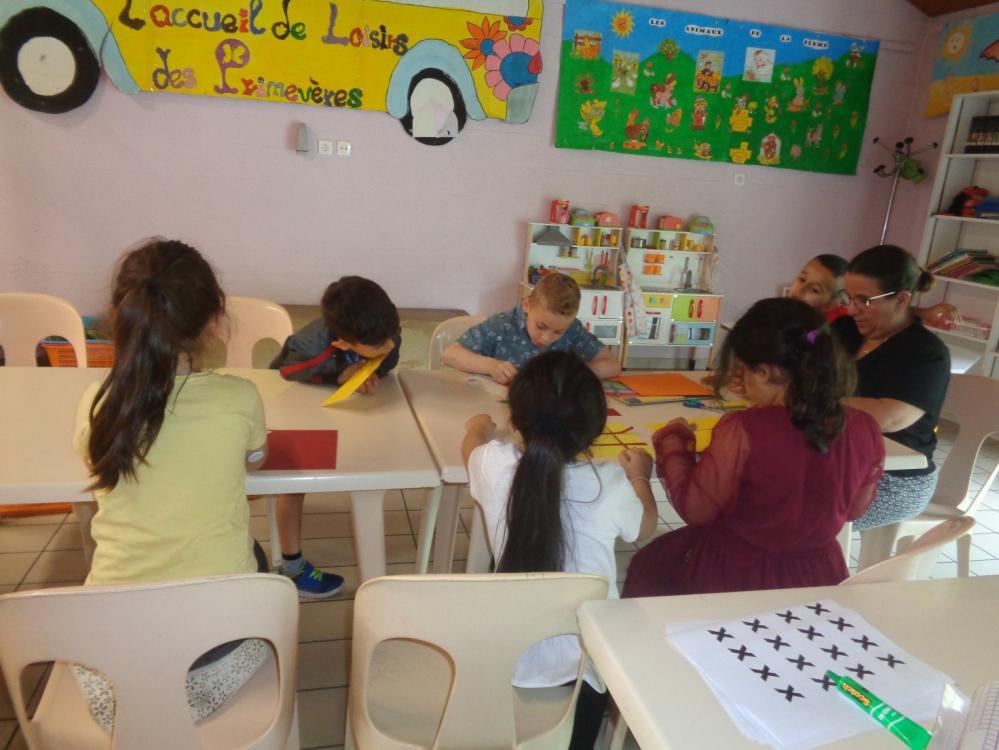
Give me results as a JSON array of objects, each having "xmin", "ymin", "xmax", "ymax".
[{"xmin": 827, "ymin": 670, "xmax": 932, "ymax": 750}]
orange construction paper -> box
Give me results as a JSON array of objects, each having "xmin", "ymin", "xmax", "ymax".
[{"xmin": 613, "ymin": 373, "xmax": 713, "ymax": 398}]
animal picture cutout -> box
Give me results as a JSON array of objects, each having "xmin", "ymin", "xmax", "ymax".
[{"xmin": 556, "ymin": 0, "xmax": 878, "ymax": 174}]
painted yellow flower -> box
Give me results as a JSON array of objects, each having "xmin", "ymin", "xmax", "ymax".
[{"xmin": 611, "ymin": 10, "xmax": 634, "ymax": 38}]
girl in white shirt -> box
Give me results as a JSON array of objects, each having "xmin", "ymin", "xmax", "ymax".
[{"xmin": 462, "ymin": 350, "xmax": 658, "ymax": 749}]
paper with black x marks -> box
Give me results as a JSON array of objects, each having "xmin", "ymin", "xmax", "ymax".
[{"xmin": 667, "ymin": 599, "xmax": 953, "ymax": 750}]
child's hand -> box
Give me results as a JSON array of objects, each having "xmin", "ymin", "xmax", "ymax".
[
  {"xmin": 358, "ymin": 373, "xmax": 380, "ymax": 395},
  {"xmin": 618, "ymin": 448, "xmax": 652, "ymax": 480},
  {"xmin": 465, "ymin": 414, "xmax": 496, "ymax": 435},
  {"xmin": 490, "ymin": 360, "xmax": 518, "ymax": 385}
]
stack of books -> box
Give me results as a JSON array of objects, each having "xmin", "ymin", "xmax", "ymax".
[{"xmin": 927, "ymin": 248, "xmax": 999, "ymax": 285}]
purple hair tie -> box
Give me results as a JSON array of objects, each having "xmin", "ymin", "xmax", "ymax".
[{"xmin": 804, "ymin": 329, "xmax": 821, "ymax": 345}]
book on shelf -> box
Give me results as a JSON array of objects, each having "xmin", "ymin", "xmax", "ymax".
[{"xmin": 928, "ymin": 249, "xmax": 998, "ymax": 278}]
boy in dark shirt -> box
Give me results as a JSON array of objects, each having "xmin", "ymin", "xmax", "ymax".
[{"xmin": 269, "ymin": 276, "xmax": 401, "ymax": 597}]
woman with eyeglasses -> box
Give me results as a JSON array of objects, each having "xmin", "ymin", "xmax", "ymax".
[{"xmin": 831, "ymin": 244, "xmax": 951, "ymax": 530}]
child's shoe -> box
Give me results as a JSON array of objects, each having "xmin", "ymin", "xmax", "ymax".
[{"xmin": 283, "ymin": 560, "xmax": 344, "ymax": 600}]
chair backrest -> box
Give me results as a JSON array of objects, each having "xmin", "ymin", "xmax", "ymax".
[
  {"xmin": 841, "ymin": 517, "xmax": 976, "ymax": 585},
  {"xmin": 350, "ymin": 573, "xmax": 608, "ymax": 749},
  {"xmin": 0, "ymin": 574, "xmax": 298, "ymax": 750},
  {"xmin": 428, "ymin": 315, "xmax": 486, "ymax": 369},
  {"xmin": 932, "ymin": 374, "xmax": 999, "ymax": 512},
  {"xmin": 225, "ymin": 297, "xmax": 294, "ymax": 368},
  {"xmin": 0, "ymin": 293, "xmax": 86, "ymax": 366}
]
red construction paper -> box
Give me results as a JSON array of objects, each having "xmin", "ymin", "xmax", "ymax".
[{"xmin": 259, "ymin": 430, "xmax": 338, "ymax": 471}]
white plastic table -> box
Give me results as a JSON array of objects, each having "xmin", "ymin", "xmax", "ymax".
[
  {"xmin": 0, "ymin": 367, "xmax": 440, "ymax": 581},
  {"xmin": 579, "ymin": 576, "xmax": 999, "ymax": 749},
  {"xmin": 398, "ymin": 369, "xmax": 928, "ymax": 572}
]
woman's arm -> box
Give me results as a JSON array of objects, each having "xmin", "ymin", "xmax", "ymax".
[{"xmin": 845, "ymin": 396, "xmax": 924, "ymax": 433}]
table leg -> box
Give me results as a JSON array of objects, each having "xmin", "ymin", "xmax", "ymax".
[
  {"xmin": 72, "ymin": 500, "xmax": 97, "ymax": 568},
  {"xmin": 415, "ymin": 485, "xmax": 442, "ymax": 574},
  {"xmin": 465, "ymin": 503, "xmax": 492, "ymax": 573},
  {"xmin": 350, "ymin": 490, "xmax": 387, "ymax": 582},
  {"xmin": 431, "ymin": 485, "xmax": 461, "ymax": 573},
  {"xmin": 266, "ymin": 495, "xmax": 281, "ymax": 569}
]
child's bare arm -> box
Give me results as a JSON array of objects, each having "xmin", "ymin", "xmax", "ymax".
[
  {"xmin": 461, "ymin": 414, "xmax": 497, "ymax": 467},
  {"xmin": 245, "ymin": 441, "xmax": 268, "ymax": 471},
  {"xmin": 444, "ymin": 343, "xmax": 518, "ymax": 384},
  {"xmin": 618, "ymin": 448, "xmax": 658, "ymax": 540},
  {"xmin": 587, "ymin": 347, "xmax": 622, "ymax": 379}
]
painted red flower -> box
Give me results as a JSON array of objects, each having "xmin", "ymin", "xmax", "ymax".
[{"xmin": 460, "ymin": 17, "xmax": 506, "ymax": 70}]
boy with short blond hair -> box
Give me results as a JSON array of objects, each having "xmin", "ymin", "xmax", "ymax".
[{"xmin": 443, "ymin": 273, "xmax": 621, "ymax": 384}]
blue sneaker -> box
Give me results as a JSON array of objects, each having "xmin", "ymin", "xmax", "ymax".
[{"xmin": 284, "ymin": 561, "xmax": 344, "ymax": 600}]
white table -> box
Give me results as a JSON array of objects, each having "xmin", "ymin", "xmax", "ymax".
[
  {"xmin": 398, "ymin": 369, "xmax": 929, "ymax": 572},
  {"xmin": 579, "ymin": 577, "xmax": 999, "ymax": 749},
  {"xmin": 0, "ymin": 367, "xmax": 440, "ymax": 581}
]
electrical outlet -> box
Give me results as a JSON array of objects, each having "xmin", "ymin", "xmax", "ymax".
[
  {"xmin": 317, "ymin": 139, "xmax": 334, "ymax": 156},
  {"xmin": 336, "ymin": 141, "xmax": 351, "ymax": 157},
  {"xmin": 734, "ymin": 173, "xmax": 746, "ymax": 186}
]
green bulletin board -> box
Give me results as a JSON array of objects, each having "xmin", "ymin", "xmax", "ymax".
[{"xmin": 556, "ymin": 0, "xmax": 879, "ymax": 174}]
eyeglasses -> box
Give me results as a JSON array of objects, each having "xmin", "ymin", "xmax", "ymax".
[{"xmin": 843, "ymin": 290, "xmax": 899, "ymax": 308}]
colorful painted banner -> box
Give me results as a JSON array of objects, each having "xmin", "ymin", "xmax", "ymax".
[
  {"xmin": 926, "ymin": 14, "xmax": 999, "ymax": 118},
  {"xmin": 555, "ymin": 0, "xmax": 879, "ymax": 175}
]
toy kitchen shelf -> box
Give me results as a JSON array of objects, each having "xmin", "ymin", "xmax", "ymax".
[
  {"xmin": 918, "ymin": 91, "xmax": 999, "ymax": 378},
  {"xmin": 622, "ymin": 226, "xmax": 723, "ymax": 371},
  {"xmin": 523, "ymin": 222, "xmax": 625, "ymax": 354}
]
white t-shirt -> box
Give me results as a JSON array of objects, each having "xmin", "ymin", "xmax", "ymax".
[{"xmin": 467, "ymin": 440, "xmax": 644, "ymax": 690}]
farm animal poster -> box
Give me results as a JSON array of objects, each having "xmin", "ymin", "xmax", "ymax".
[
  {"xmin": 555, "ymin": 0, "xmax": 879, "ymax": 175},
  {"xmin": 925, "ymin": 13, "xmax": 999, "ymax": 118}
]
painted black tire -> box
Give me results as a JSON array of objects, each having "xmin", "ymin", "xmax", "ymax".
[
  {"xmin": 0, "ymin": 8, "xmax": 100, "ymax": 114},
  {"xmin": 399, "ymin": 70, "xmax": 467, "ymax": 146}
]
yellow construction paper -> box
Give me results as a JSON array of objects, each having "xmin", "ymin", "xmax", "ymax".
[
  {"xmin": 647, "ymin": 416, "xmax": 720, "ymax": 452},
  {"xmin": 587, "ymin": 422, "xmax": 653, "ymax": 460},
  {"xmin": 322, "ymin": 355, "xmax": 387, "ymax": 406}
]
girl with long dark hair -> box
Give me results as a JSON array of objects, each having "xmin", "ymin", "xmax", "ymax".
[
  {"xmin": 462, "ymin": 350, "xmax": 657, "ymax": 749},
  {"xmin": 624, "ymin": 297, "xmax": 885, "ymax": 597}
]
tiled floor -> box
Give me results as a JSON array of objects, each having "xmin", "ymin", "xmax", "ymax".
[{"xmin": 1, "ymin": 371, "xmax": 997, "ymax": 749}]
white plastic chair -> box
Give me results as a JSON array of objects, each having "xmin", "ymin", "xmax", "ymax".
[
  {"xmin": 857, "ymin": 375, "xmax": 999, "ymax": 575},
  {"xmin": 843, "ymin": 517, "xmax": 976, "ymax": 585},
  {"xmin": 225, "ymin": 297, "xmax": 294, "ymax": 369},
  {"xmin": 225, "ymin": 296, "xmax": 294, "ymax": 568},
  {"xmin": 0, "ymin": 292, "xmax": 86, "ymax": 366},
  {"xmin": 346, "ymin": 573, "xmax": 608, "ymax": 750},
  {"xmin": 427, "ymin": 314, "xmax": 486, "ymax": 369},
  {"xmin": 0, "ymin": 573, "xmax": 300, "ymax": 750}
]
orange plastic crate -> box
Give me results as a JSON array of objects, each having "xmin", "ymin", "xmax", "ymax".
[{"xmin": 41, "ymin": 341, "xmax": 115, "ymax": 367}]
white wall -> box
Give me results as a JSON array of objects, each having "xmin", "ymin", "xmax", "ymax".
[{"xmin": 0, "ymin": 0, "xmax": 929, "ymax": 321}]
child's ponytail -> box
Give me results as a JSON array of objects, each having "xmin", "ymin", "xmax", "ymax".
[
  {"xmin": 715, "ymin": 298, "xmax": 854, "ymax": 454},
  {"xmin": 497, "ymin": 352, "xmax": 607, "ymax": 573},
  {"xmin": 87, "ymin": 240, "xmax": 224, "ymax": 492},
  {"xmin": 782, "ymin": 325, "xmax": 855, "ymax": 453}
]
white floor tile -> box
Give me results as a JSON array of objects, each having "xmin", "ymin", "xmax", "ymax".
[
  {"xmin": 0, "ymin": 513, "xmax": 67, "ymax": 526},
  {"xmin": 0, "ymin": 525, "xmax": 58, "ymax": 554},
  {"xmin": 299, "ymin": 600, "xmax": 354, "ymax": 643},
  {"xmin": 297, "ymin": 686, "xmax": 347, "ymax": 749},
  {"xmin": 43, "ymin": 524, "xmax": 84, "ymax": 551},
  {"xmin": 970, "ymin": 532, "xmax": 999, "ymax": 558},
  {"xmin": 973, "ymin": 510, "xmax": 999, "ymax": 533},
  {"xmin": 0, "ymin": 554, "xmax": 38, "ymax": 586},
  {"xmin": 22, "ymin": 550, "xmax": 88, "ymax": 584},
  {"xmin": 298, "ymin": 640, "xmax": 349, "ymax": 691}
]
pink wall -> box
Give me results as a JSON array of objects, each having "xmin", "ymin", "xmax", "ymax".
[
  {"xmin": 883, "ymin": 2, "xmax": 999, "ymax": 260},
  {"xmin": 1, "ymin": 0, "xmax": 930, "ymax": 321}
]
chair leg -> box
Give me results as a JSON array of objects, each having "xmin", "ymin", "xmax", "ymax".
[
  {"xmin": 957, "ymin": 533, "xmax": 973, "ymax": 577},
  {"xmin": 350, "ymin": 490, "xmax": 388, "ymax": 582},
  {"xmin": 597, "ymin": 700, "xmax": 629, "ymax": 750},
  {"xmin": 857, "ymin": 525, "xmax": 900, "ymax": 571},
  {"xmin": 284, "ymin": 698, "xmax": 301, "ymax": 750},
  {"xmin": 465, "ymin": 505, "xmax": 492, "ymax": 573},
  {"xmin": 431, "ymin": 485, "xmax": 461, "ymax": 573}
]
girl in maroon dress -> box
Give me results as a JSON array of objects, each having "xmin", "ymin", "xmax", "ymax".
[{"xmin": 623, "ymin": 298, "xmax": 885, "ymax": 597}]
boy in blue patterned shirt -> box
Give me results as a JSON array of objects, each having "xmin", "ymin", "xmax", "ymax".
[{"xmin": 443, "ymin": 273, "xmax": 621, "ymax": 384}]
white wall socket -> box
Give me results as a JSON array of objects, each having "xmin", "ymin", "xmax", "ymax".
[
  {"xmin": 336, "ymin": 141, "xmax": 351, "ymax": 156},
  {"xmin": 317, "ymin": 140, "xmax": 334, "ymax": 156},
  {"xmin": 734, "ymin": 173, "xmax": 746, "ymax": 186}
]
